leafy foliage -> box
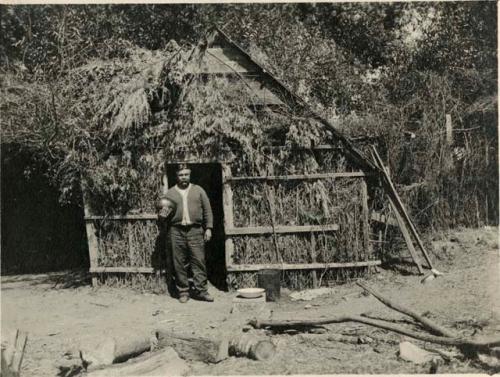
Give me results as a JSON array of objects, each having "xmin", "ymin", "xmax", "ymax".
[{"xmin": 1, "ymin": 3, "xmax": 497, "ymax": 228}]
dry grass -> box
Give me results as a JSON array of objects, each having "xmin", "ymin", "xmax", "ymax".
[
  {"xmin": 96, "ymin": 220, "xmax": 158, "ymax": 267},
  {"xmin": 95, "ymin": 272, "xmax": 167, "ymax": 293},
  {"xmin": 232, "ymin": 177, "xmax": 369, "ymax": 261}
]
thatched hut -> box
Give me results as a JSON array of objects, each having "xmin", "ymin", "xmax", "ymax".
[{"xmin": 80, "ymin": 27, "xmax": 394, "ymax": 291}]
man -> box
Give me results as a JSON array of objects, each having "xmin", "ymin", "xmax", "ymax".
[{"xmin": 162, "ymin": 164, "xmax": 214, "ymax": 303}]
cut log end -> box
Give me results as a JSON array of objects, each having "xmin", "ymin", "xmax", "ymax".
[
  {"xmin": 229, "ymin": 335, "xmax": 276, "ymax": 361},
  {"xmin": 250, "ymin": 340, "xmax": 276, "ymax": 361}
]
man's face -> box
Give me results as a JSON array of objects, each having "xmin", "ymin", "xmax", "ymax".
[{"xmin": 176, "ymin": 169, "xmax": 191, "ymax": 188}]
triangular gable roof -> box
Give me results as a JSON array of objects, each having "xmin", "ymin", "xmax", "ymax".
[
  {"xmin": 185, "ymin": 29, "xmax": 434, "ymax": 273},
  {"xmin": 188, "ymin": 26, "xmax": 377, "ymax": 173}
]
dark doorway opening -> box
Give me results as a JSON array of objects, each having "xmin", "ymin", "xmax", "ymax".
[
  {"xmin": 1, "ymin": 144, "xmax": 89, "ymax": 274},
  {"xmin": 166, "ymin": 163, "xmax": 226, "ymax": 290}
]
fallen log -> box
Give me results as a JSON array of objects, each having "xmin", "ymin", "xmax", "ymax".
[
  {"xmin": 356, "ymin": 281, "xmax": 457, "ymax": 338},
  {"xmin": 229, "ymin": 334, "xmax": 276, "ymax": 361},
  {"xmin": 80, "ymin": 332, "xmax": 156, "ymax": 368},
  {"xmin": 155, "ymin": 330, "xmax": 228, "ymax": 363},
  {"xmin": 85, "ymin": 347, "xmax": 190, "ymax": 377},
  {"xmin": 249, "ymin": 315, "xmax": 500, "ymax": 352},
  {"xmin": 155, "ymin": 329, "xmax": 276, "ymax": 363}
]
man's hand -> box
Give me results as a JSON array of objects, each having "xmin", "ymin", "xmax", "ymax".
[
  {"xmin": 204, "ymin": 229, "xmax": 212, "ymax": 242},
  {"xmin": 159, "ymin": 207, "xmax": 171, "ymax": 218}
]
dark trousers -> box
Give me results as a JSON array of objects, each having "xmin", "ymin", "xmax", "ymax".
[{"xmin": 170, "ymin": 225, "xmax": 207, "ymax": 295}]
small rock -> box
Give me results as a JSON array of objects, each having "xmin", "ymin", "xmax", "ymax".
[
  {"xmin": 304, "ymin": 304, "xmax": 312, "ymax": 309},
  {"xmin": 357, "ymin": 336, "xmax": 373, "ymax": 344},
  {"xmin": 421, "ymin": 274, "xmax": 435, "ymax": 284},
  {"xmin": 399, "ymin": 341, "xmax": 441, "ymax": 364},
  {"xmin": 429, "ymin": 359, "xmax": 441, "ymax": 374},
  {"xmin": 478, "ymin": 352, "xmax": 500, "ymax": 368}
]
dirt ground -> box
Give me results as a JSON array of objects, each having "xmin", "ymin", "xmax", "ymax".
[{"xmin": 2, "ymin": 226, "xmax": 499, "ymax": 376}]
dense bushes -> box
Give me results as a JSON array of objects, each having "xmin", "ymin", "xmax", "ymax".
[{"xmin": 1, "ymin": 3, "xmax": 497, "ymax": 230}]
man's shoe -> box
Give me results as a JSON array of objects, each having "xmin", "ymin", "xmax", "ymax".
[
  {"xmin": 179, "ymin": 295, "xmax": 189, "ymax": 303},
  {"xmin": 196, "ymin": 292, "xmax": 214, "ymax": 302}
]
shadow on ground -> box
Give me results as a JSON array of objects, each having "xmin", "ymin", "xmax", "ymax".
[{"xmin": 1, "ymin": 270, "xmax": 91, "ymax": 289}]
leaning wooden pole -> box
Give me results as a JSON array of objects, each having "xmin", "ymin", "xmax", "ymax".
[
  {"xmin": 371, "ymin": 147, "xmax": 435, "ymax": 270},
  {"xmin": 356, "ymin": 281, "xmax": 456, "ymax": 338},
  {"xmin": 369, "ymin": 151, "xmax": 424, "ymax": 273}
]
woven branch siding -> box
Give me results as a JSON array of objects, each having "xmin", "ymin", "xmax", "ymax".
[
  {"xmin": 95, "ymin": 220, "xmax": 159, "ymax": 268},
  {"xmin": 86, "ymin": 148, "xmax": 373, "ymax": 290},
  {"xmin": 225, "ymin": 150, "xmax": 374, "ymax": 289},
  {"xmin": 231, "ymin": 179, "xmax": 368, "ymax": 264}
]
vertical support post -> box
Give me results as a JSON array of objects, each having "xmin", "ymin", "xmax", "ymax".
[
  {"xmin": 360, "ymin": 178, "xmax": 371, "ymax": 259},
  {"xmin": 264, "ymin": 164, "xmax": 281, "ymax": 264},
  {"xmin": 445, "ymin": 114, "xmax": 453, "ymax": 145},
  {"xmin": 310, "ymin": 233, "xmax": 318, "ymax": 288},
  {"xmin": 128, "ymin": 222, "xmax": 135, "ymax": 266},
  {"xmin": 81, "ymin": 182, "xmax": 99, "ymax": 287},
  {"xmin": 485, "ymin": 142, "xmax": 489, "ymax": 224},
  {"xmin": 222, "ymin": 165, "xmax": 235, "ymax": 272}
]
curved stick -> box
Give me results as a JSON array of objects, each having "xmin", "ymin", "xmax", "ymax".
[
  {"xmin": 356, "ymin": 281, "xmax": 457, "ymax": 338},
  {"xmin": 249, "ymin": 316, "xmax": 500, "ymax": 350}
]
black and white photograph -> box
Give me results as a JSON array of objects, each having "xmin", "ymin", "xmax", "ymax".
[{"xmin": 1, "ymin": 2, "xmax": 498, "ymax": 376}]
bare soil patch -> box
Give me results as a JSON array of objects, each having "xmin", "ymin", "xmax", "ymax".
[{"xmin": 2, "ymin": 227, "xmax": 499, "ymax": 375}]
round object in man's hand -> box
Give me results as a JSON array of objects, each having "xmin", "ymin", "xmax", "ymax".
[
  {"xmin": 159, "ymin": 208, "xmax": 171, "ymax": 218},
  {"xmin": 158, "ymin": 198, "xmax": 176, "ymax": 217}
]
